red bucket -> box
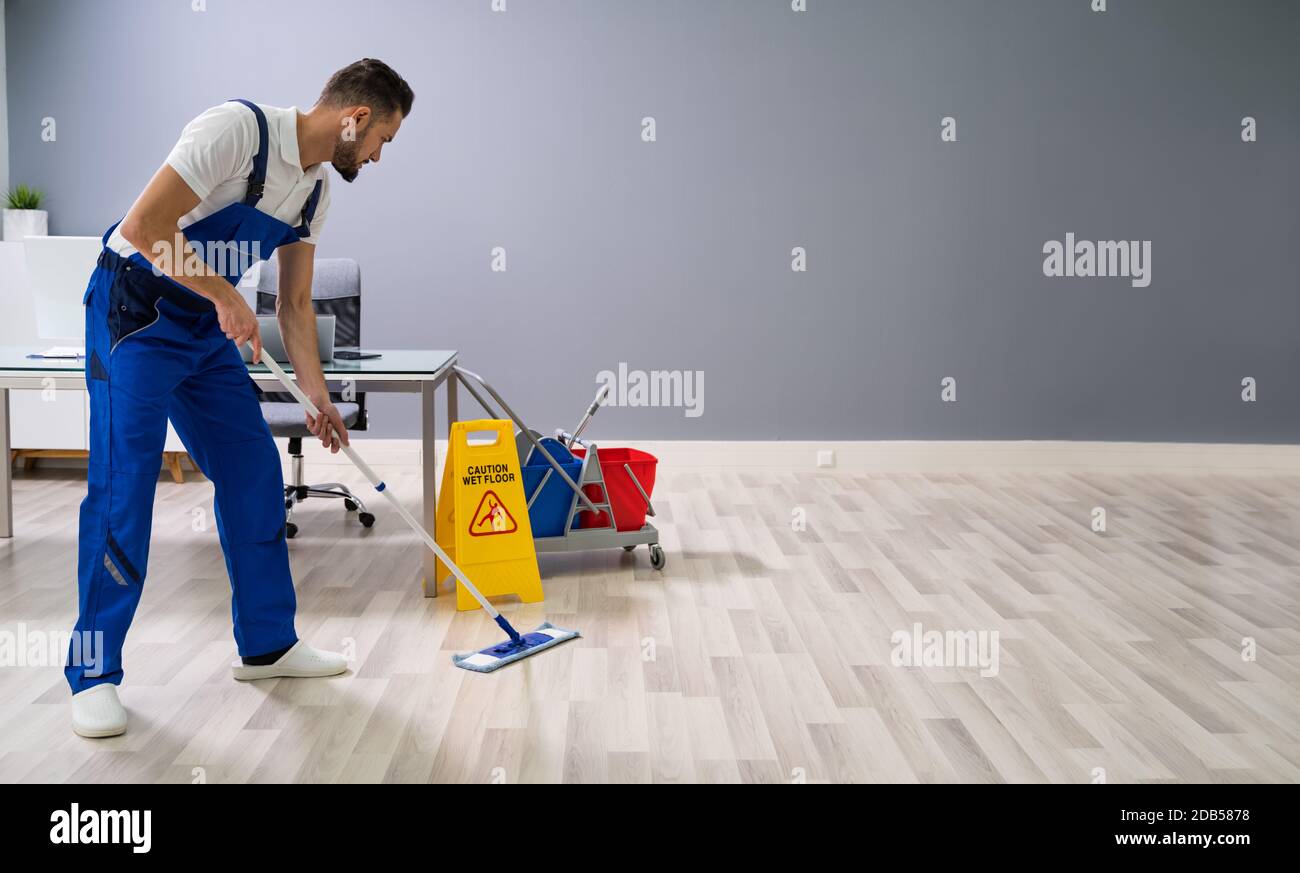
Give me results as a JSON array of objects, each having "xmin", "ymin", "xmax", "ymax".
[{"xmin": 573, "ymin": 447, "xmax": 658, "ymax": 532}]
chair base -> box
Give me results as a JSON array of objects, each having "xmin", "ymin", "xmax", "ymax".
[{"xmin": 283, "ymin": 438, "xmax": 375, "ymax": 537}]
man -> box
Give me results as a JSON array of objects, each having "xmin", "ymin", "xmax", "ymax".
[{"xmin": 66, "ymin": 59, "xmax": 414, "ymax": 738}]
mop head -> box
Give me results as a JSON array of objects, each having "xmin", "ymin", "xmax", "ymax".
[{"xmin": 452, "ymin": 621, "xmax": 580, "ymax": 673}]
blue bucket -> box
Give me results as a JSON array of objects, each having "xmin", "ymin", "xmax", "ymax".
[{"xmin": 522, "ymin": 437, "xmax": 584, "ymax": 538}]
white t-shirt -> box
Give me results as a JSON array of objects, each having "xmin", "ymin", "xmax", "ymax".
[{"xmin": 107, "ymin": 101, "xmax": 332, "ymax": 258}]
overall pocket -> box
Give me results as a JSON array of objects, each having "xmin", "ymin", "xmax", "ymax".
[{"xmin": 108, "ymin": 265, "xmax": 163, "ymax": 350}]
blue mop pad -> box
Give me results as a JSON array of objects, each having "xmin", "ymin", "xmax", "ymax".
[{"xmin": 453, "ymin": 621, "xmax": 580, "ymax": 673}]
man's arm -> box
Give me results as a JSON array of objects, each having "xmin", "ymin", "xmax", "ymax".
[
  {"xmin": 118, "ymin": 164, "xmax": 264, "ymax": 362},
  {"xmin": 276, "ymin": 241, "xmax": 350, "ymax": 452}
]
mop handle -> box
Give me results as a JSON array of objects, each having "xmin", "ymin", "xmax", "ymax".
[
  {"xmin": 252, "ymin": 348, "xmax": 502, "ymax": 620},
  {"xmin": 565, "ymin": 383, "xmax": 609, "ymax": 448}
]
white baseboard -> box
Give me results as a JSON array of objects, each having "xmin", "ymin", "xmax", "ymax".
[
  {"xmin": 286, "ymin": 438, "xmax": 1300, "ymax": 474},
  {"xmin": 13, "ymin": 439, "xmax": 1299, "ymax": 475}
]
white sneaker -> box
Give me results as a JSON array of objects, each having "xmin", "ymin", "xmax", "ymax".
[
  {"xmin": 71, "ymin": 683, "xmax": 128, "ymax": 738},
  {"xmin": 231, "ymin": 640, "xmax": 348, "ymax": 681}
]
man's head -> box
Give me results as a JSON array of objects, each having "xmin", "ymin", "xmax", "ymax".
[{"xmin": 317, "ymin": 58, "xmax": 414, "ymax": 182}]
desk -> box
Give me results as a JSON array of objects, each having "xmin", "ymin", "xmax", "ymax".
[{"xmin": 0, "ymin": 346, "xmax": 458, "ymax": 596}]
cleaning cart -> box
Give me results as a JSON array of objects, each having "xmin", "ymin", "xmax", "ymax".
[{"xmin": 452, "ymin": 367, "xmax": 666, "ymax": 570}]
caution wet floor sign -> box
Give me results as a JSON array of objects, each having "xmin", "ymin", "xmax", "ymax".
[{"xmin": 432, "ymin": 419, "xmax": 542, "ymax": 609}]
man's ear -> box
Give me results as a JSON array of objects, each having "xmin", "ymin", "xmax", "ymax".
[{"xmin": 339, "ymin": 106, "xmax": 369, "ymax": 143}]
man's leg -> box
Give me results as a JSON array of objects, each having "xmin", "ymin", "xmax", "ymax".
[
  {"xmin": 166, "ymin": 340, "xmax": 299, "ymax": 660},
  {"xmin": 66, "ymin": 268, "xmax": 177, "ymax": 693}
]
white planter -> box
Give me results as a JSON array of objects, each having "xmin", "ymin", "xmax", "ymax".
[{"xmin": 3, "ymin": 209, "xmax": 49, "ymax": 241}]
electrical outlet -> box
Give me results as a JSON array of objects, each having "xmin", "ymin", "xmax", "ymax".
[{"xmin": 816, "ymin": 449, "xmax": 835, "ymax": 468}]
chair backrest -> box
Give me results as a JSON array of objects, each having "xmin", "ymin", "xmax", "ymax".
[
  {"xmin": 254, "ymin": 258, "xmax": 361, "ymax": 348},
  {"xmin": 253, "ymin": 258, "xmax": 365, "ymax": 423}
]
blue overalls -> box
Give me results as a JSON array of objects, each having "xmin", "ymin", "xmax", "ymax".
[{"xmin": 66, "ymin": 100, "xmax": 324, "ymax": 693}]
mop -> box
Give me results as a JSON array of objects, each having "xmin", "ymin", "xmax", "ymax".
[{"xmin": 252, "ymin": 346, "xmax": 579, "ymax": 672}]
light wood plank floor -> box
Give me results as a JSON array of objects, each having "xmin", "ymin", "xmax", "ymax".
[{"xmin": 1, "ymin": 461, "xmax": 1297, "ymax": 783}]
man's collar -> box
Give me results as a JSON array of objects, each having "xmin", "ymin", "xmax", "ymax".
[{"xmin": 279, "ymin": 106, "xmax": 304, "ymax": 172}]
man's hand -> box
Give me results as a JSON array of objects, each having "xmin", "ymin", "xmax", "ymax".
[
  {"xmin": 306, "ymin": 396, "xmax": 351, "ymax": 454},
  {"xmin": 216, "ymin": 288, "xmax": 262, "ymax": 363}
]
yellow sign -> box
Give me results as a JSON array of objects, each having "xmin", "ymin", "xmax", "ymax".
[{"xmin": 431, "ymin": 419, "xmax": 542, "ymax": 610}]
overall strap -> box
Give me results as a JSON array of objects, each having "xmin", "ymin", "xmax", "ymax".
[
  {"xmin": 227, "ymin": 99, "xmax": 270, "ymax": 207},
  {"xmin": 295, "ymin": 179, "xmax": 323, "ymax": 238}
]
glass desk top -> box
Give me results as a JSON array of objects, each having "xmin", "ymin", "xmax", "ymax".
[{"xmin": 0, "ymin": 346, "xmax": 455, "ymax": 377}]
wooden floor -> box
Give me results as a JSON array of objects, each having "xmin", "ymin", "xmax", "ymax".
[{"xmin": 1, "ymin": 460, "xmax": 1297, "ymax": 783}]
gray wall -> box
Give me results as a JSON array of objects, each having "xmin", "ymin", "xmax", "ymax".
[
  {"xmin": 0, "ymin": 0, "xmax": 8, "ymax": 195},
  {"xmin": 7, "ymin": 0, "xmax": 1298, "ymax": 442}
]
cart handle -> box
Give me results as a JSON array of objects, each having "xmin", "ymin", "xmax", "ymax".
[
  {"xmin": 453, "ymin": 365, "xmax": 599, "ymax": 514},
  {"xmin": 453, "ymin": 369, "xmax": 503, "ymax": 420},
  {"xmin": 623, "ymin": 463, "xmax": 656, "ymax": 517}
]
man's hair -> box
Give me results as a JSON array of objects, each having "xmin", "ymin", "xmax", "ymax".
[{"xmin": 319, "ymin": 58, "xmax": 414, "ymax": 119}]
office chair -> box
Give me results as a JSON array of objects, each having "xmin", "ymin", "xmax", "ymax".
[{"xmin": 254, "ymin": 258, "xmax": 373, "ymax": 538}]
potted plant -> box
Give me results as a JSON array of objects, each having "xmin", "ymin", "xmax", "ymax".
[{"xmin": 4, "ymin": 185, "xmax": 49, "ymax": 241}]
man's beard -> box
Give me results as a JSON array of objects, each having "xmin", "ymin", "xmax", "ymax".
[{"xmin": 332, "ymin": 138, "xmax": 362, "ymax": 183}]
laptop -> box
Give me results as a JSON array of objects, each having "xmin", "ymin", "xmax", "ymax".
[{"xmin": 239, "ymin": 315, "xmax": 336, "ymax": 363}]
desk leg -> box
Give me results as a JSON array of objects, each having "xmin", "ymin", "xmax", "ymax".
[
  {"xmin": 0, "ymin": 388, "xmax": 11, "ymax": 538},
  {"xmin": 447, "ymin": 369, "xmax": 458, "ymax": 434},
  {"xmin": 422, "ymin": 378, "xmax": 439, "ymax": 597}
]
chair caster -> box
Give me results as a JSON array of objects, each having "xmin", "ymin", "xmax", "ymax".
[
  {"xmin": 285, "ymin": 522, "xmax": 299, "ymax": 539},
  {"xmin": 650, "ymin": 544, "xmax": 665, "ymax": 570},
  {"xmin": 359, "ymin": 512, "xmax": 375, "ymax": 528},
  {"xmin": 344, "ymin": 498, "xmax": 358, "ymax": 511}
]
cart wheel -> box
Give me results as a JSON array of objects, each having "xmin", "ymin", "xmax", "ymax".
[
  {"xmin": 359, "ymin": 512, "xmax": 376, "ymax": 528},
  {"xmin": 285, "ymin": 522, "xmax": 298, "ymax": 539},
  {"xmin": 623, "ymin": 544, "xmax": 637, "ymax": 552},
  {"xmin": 650, "ymin": 544, "xmax": 666, "ymax": 570},
  {"xmin": 344, "ymin": 498, "xmax": 358, "ymax": 512}
]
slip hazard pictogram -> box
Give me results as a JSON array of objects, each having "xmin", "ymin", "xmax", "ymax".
[{"xmin": 468, "ymin": 490, "xmax": 517, "ymax": 536}]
